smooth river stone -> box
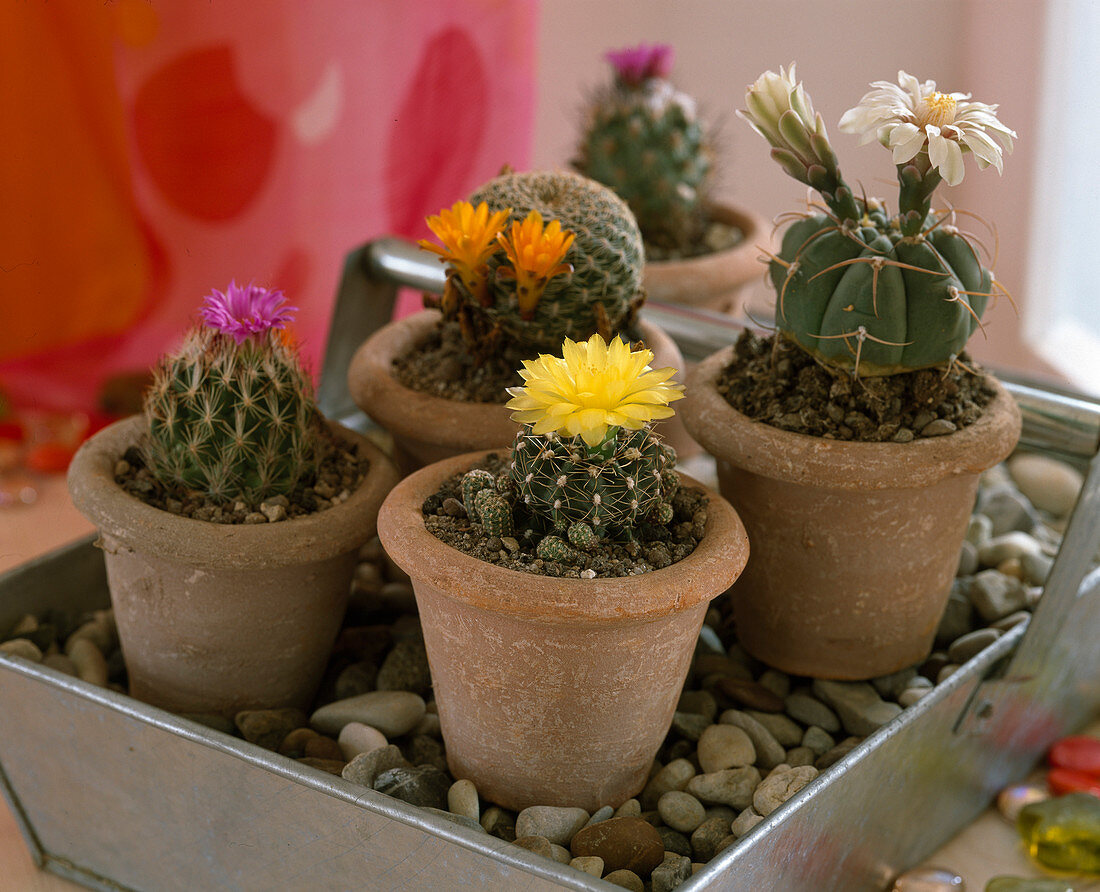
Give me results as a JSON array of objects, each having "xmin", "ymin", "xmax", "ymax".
[
  {"xmin": 784, "ymin": 692, "xmax": 842, "ymax": 734},
  {"xmin": 570, "ymin": 817, "xmax": 665, "ymax": 877},
  {"xmin": 310, "ymin": 690, "xmax": 425, "ymax": 737},
  {"xmin": 752, "ymin": 765, "xmax": 818, "ymax": 817},
  {"xmin": 889, "ymin": 865, "xmax": 964, "ymax": 890},
  {"xmin": 341, "ymin": 745, "xmax": 409, "ymax": 788},
  {"xmin": 686, "ymin": 767, "xmax": 762, "ymax": 811},
  {"xmin": 1009, "ymin": 452, "xmax": 1083, "ymax": 516},
  {"xmin": 978, "ymin": 532, "xmax": 1043, "ymax": 567},
  {"xmin": 337, "ymin": 722, "xmax": 388, "ymax": 760},
  {"xmin": 447, "ymin": 779, "xmax": 480, "ymax": 822},
  {"xmin": 515, "ymin": 806, "xmax": 590, "ymax": 846},
  {"xmin": 967, "ymin": 571, "xmax": 1030, "ymax": 622},
  {"xmin": 697, "ymin": 724, "xmax": 755, "ymax": 773},
  {"xmin": 720, "ymin": 710, "xmax": 786, "ymax": 770},
  {"xmin": 996, "ymin": 784, "xmax": 1049, "ymax": 823},
  {"xmin": 657, "ymin": 790, "xmax": 706, "ymax": 833},
  {"xmin": 811, "ymin": 680, "xmax": 902, "ymax": 737}
]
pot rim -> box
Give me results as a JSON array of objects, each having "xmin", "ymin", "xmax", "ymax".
[
  {"xmin": 347, "ymin": 309, "xmax": 683, "ymax": 450},
  {"xmin": 67, "ymin": 415, "xmax": 400, "ymax": 569},
  {"xmin": 377, "ymin": 449, "xmax": 749, "ymax": 623},
  {"xmin": 644, "ymin": 200, "xmax": 769, "ymax": 274},
  {"xmin": 682, "ymin": 345, "xmax": 1023, "ymax": 490}
]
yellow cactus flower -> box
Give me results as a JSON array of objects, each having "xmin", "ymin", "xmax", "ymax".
[
  {"xmin": 497, "ymin": 210, "xmax": 575, "ymax": 320},
  {"xmin": 506, "ymin": 334, "xmax": 684, "ymax": 448},
  {"xmin": 418, "ymin": 200, "xmax": 511, "ymax": 305}
]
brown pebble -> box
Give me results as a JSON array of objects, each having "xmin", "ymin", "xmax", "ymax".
[
  {"xmin": 235, "ymin": 708, "xmax": 308, "ymax": 751},
  {"xmin": 304, "ymin": 735, "xmax": 345, "ymax": 762},
  {"xmin": 42, "ymin": 653, "xmax": 78, "ymax": 677},
  {"xmin": 714, "ymin": 677, "xmax": 786, "ymax": 713},
  {"xmin": 603, "ymin": 869, "xmax": 644, "ymax": 891},
  {"xmin": 296, "ymin": 757, "xmax": 345, "ymax": 775},
  {"xmin": 278, "ymin": 728, "xmax": 320, "ymax": 757},
  {"xmin": 997, "ymin": 557, "xmax": 1025, "ymax": 579},
  {"xmin": 68, "ymin": 638, "xmax": 109, "ymax": 686},
  {"xmin": 0, "ymin": 639, "xmax": 43, "ymax": 662},
  {"xmin": 514, "ymin": 835, "xmax": 555, "ymax": 859},
  {"xmin": 570, "ymin": 817, "xmax": 664, "ymax": 877}
]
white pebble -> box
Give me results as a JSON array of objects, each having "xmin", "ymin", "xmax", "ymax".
[{"xmin": 337, "ymin": 722, "xmax": 388, "ymax": 760}]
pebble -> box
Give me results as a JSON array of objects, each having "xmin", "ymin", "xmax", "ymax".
[
  {"xmin": 414, "ymin": 711, "xmax": 442, "ymax": 738},
  {"xmin": 303, "ymin": 735, "xmax": 344, "ymax": 762},
  {"xmin": 719, "ymin": 710, "xmax": 786, "ymax": 769},
  {"xmin": 515, "ymin": 805, "xmax": 589, "ymax": 846},
  {"xmin": 694, "ymin": 653, "xmax": 753, "ymax": 682},
  {"xmin": 298, "ymin": 757, "xmax": 345, "ymax": 775},
  {"xmin": 1009, "ymin": 453, "xmax": 1083, "ymax": 516},
  {"xmin": 811, "ymin": 680, "xmax": 902, "ymax": 737},
  {"xmin": 570, "ymin": 817, "xmax": 665, "ymax": 877},
  {"xmin": 569, "ymin": 855, "xmax": 604, "ymax": 877},
  {"xmin": 889, "ymin": 865, "xmax": 964, "ymax": 890},
  {"xmin": 968, "ymin": 570, "xmax": 1029, "ymax": 622},
  {"xmin": 997, "ymin": 557, "xmax": 1025, "ymax": 580},
  {"xmin": 278, "ymin": 728, "xmax": 321, "ymax": 758},
  {"xmin": 651, "ymin": 852, "xmax": 693, "ymax": 892},
  {"xmin": 0, "ymin": 638, "xmax": 42, "ymax": 661},
  {"xmin": 978, "ymin": 532, "xmax": 1042, "ymax": 566},
  {"xmin": 333, "ymin": 662, "xmax": 377, "ymax": 699},
  {"xmin": 259, "ymin": 500, "xmax": 286, "ymax": 523},
  {"xmin": 447, "ymin": 779, "xmax": 480, "ymax": 822},
  {"xmin": 714, "ymin": 677, "xmax": 785, "ymax": 712},
  {"xmin": 671, "ymin": 711, "xmax": 712, "ymax": 741},
  {"xmin": 41, "ymin": 653, "xmax": 77, "ymax": 676},
  {"xmin": 235, "ymin": 708, "xmax": 308, "ymax": 751},
  {"xmin": 744, "ymin": 710, "xmax": 803, "ymax": 748},
  {"xmin": 641, "ymin": 759, "xmax": 696, "ymax": 808},
  {"xmin": 373, "ymin": 765, "xmax": 450, "ymax": 809},
  {"xmin": 65, "ymin": 613, "xmax": 117, "ymax": 654},
  {"xmin": 420, "ymin": 807, "xmax": 485, "ymax": 834},
  {"xmin": 921, "ymin": 419, "xmax": 956, "ymax": 437},
  {"xmin": 689, "ymin": 815, "xmax": 733, "ymax": 862},
  {"xmin": 801, "ymin": 726, "xmax": 836, "ymax": 757},
  {"xmin": 549, "ymin": 843, "xmax": 572, "ymax": 864},
  {"xmin": 996, "ymin": 783, "xmax": 1049, "ymax": 823},
  {"xmin": 1021, "ymin": 551, "xmax": 1054, "ymax": 585},
  {"xmin": 480, "ymin": 806, "xmax": 516, "ymax": 841},
  {"xmin": 657, "ymin": 790, "xmax": 706, "ymax": 833},
  {"xmin": 658, "ymin": 826, "xmax": 692, "ymax": 857},
  {"xmin": 871, "ymin": 667, "xmax": 918, "ymax": 701},
  {"xmin": 697, "ymin": 724, "xmax": 755, "ymax": 773},
  {"xmin": 514, "ymin": 834, "xmax": 555, "ymax": 859},
  {"xmin": 956, "ymin": 540, "xmax": 979, "ymax": 576},
  {"xmin": 947, "ymin": 628, "xmax": 1002, "ymax": 663},
  {"xmin": 935, "ymin": 587, "xmax": 975, "ymax": 647},
  {"xmin": 985, "ymin": 878, "xmax": 1076, "ymax": 892},
  {"xmin": 337, "ymin": 722, "xmax": 388, "ymax": 760},
  {"xmin": 677, "ymin": 690, "xmax": 718, "ymax": 721},
  {"xmin": 936, "ymin": 664, "xmax": 960, "ymax": 684},
  {"xmin": 603, "ymin": 869, "xmax": 644, "ymax": 891},
  {"xmin": 615, "ymin": 799, "xmax": 641, "ymax": 818},
  {"xmin": 341, "ymin": 745, "xmax": 409, "ymax": 788},
  {"xmin": 67, "ymin": 637, "xmax": 109, "ymax": 686},
  {"xmin": 898, "ymin": 687, "xmax": 932, "ymax": 708},
  {"xmin": 979, "ymin": 486, "xmax": 1039, "ymax": 536},
  {"xmin": 375, "ymin": 637, "xmax": 432, "ymax": 696},
  {"xmin": 783, "ymin": 692, "xmax": 841, "ymax": 734},
  {"xmin": 966, "ymin": 513, "xmax": 993, "ymax": 546},
  {"xmin": 585, "ymin": 805, "xmax": 615, "ymax": 827},
  {"xmin": 785, "ymin": 746, "xmax": 816, "ymax": 768},
  {"xmin": 401, "ymin": 734, "xmax": 447, "ymax": 771},
  {"xmin": 730, "ymin": 806, "xmax": 765, "ymax": 838},
  {"xmin": 686, "ymin": 767, "xmax": 761, "ymax": 810},
  {"xmin": 752, "ymin": 765, "xmax": 818, "ymax": 816},
  {"xmin": 757, "ymin": 669, "xmax": 791, "ymax": 699},
  {"xmin": 310, "ymin": 691, "xmax": 425, "ymax": 737},
  {"xmin": 815, "ymin": 737, "xmax": 863, "ymax": 770}
]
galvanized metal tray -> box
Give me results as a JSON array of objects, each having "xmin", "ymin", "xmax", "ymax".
[{"xmin": 3, "ymin": 239, "xmax": 1100, "ymax": 891}]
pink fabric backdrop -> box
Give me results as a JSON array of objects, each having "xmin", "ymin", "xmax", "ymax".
[{"xmin": 0, "ymin": 0, "xmax": 537, "ymax": 411}]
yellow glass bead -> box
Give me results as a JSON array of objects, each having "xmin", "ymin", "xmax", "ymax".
[{"xmin": 1017, "ymin": 792, "xmax": 1100, "ymax": 874}]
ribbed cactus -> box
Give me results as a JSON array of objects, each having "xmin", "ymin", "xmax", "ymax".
[
  {"xmin": 142, "ymin": 283, "xmax": 321, "ymax": 504},
  {"xmin": 769, "ymin": 200, "xmax": 991, "ymax": 375},
  {"xmin": 468, "ymin": 170, "xmax": 644, "ymax": 351},
  {"xmin": 510, "ymin": 425, "xmax": 678, "ymax": 537},
  {"xmin": 461, "ymin": 469, "xmax": 496, "ymax": 521},
  {"xmin": 575, "ymin": 44, "xmax": 710, "ymax": 253},
  {"xmin": 474, "ymin": 488, "xmax": 514, "ymax": 538}
]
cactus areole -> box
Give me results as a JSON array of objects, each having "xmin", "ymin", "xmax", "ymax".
[{"xmin": 739, "ymin": 66, "xmax": 1016, "ymax": 378}]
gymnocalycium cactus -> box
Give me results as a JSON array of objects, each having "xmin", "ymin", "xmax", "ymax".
[
  {"xmin": 739, "ymin": 65, "xmax": 1016, "ymax": 377},
  {"xmin": 419, "ymin": 170, "xmax": 645, "ymax": 357},
  {"xmin": 142, "ymin": 282, "xmax": 322, "ymax": 505},
  {"xmin": 575, "ymin": 43, "xmax": 711, "ymax": 254},
  {"xmin": 455, "ymin": 333, "xmax": 684, "ymax": 563}
]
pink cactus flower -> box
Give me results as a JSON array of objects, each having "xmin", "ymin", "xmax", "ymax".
[
  {"xmin": 199, "ymin": 281, "xmax": 297, "ymax": 344},
  {"xmin": 605, "ymin": 43, "xmax": 674, "ymax": 86}
]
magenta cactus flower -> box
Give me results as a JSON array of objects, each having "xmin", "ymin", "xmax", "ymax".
[
  {"xmin": 604, "ymin": 43, "xmax": 674, "ymax": 86},
  {"xmin": 199, "ymin": 281, "xmax": 298, "ymax": 345}
]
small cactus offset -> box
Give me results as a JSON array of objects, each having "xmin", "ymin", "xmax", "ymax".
[
  {"xmin": 142, "ymin": 283, "xmax": 322, "ymax": 504},
  {"xmin": 461, "ymin": 468, "xmax": 496, "ymax": 521},
  {"xmin": 739, "ymin": 66, "xmax": 1016, "ymax": 377},
  {"xmin": 575, "ymin": 43, "xmax": 711, "ymax": 253},
  {"xmin": 467, "ymin": 170, "xmax": 645, "ymax": 352},
  {"xmin": 536, "ymin": 535, "xmax": 583, "ymax": 566},
  {"xmin": 474, "ymin": 489, "xmax": 514, "ymax": 539},
  {"xmin": 505, "ymin": 333, "xmax": 684, "ymax": 543}
]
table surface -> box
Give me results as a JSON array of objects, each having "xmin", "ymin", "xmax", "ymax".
[{"xmin": 1, "ymin": 473, "xmax": 1097, "ymax": 892}]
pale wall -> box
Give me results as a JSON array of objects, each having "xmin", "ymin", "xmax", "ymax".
[{"xmin": 532, "ymin": 0, "xmax": 1055, "ymax": 381}]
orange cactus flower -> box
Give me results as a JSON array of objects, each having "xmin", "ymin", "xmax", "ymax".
[
  {"xmin": 497, "ymin": 210, "xmax": 575, "ymax": 320},
  {"xmin": 418, "ymin": 200, "xmax": 511, "ymax": 305}
]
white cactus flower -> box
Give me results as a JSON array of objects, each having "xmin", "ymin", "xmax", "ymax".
[
  {"xmin": 738, "ymin": 62, "xmax": 819, "ymax": 149},
  {"xmin": 838, "ymin": 70, "xmax": 1016, "ymax": 186}
]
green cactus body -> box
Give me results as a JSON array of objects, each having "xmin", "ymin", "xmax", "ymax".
[
  {"xmin": 474, "ymin": 489, "xmax": 514, "ymax": 539},
  {"xmin": 510, "ymin": 424, "xmax": 676, "ymax": 537},
  {"xmin": 468, "ymin": 170, "xmax": 644, "ymax": 351},
  {"xmin": 461, "ymin": 469, "xmax": 496, "ymax": 521},
  {"xmin": 567, "ymin": 521, "xmax": 599, "ymax": 552},
  {"xmin": 143, "ymin": 327, "xmax": 320, "ymax": 504},
  {"xmin": 577, "ymin": 78, "xmax": 709, "ymax": 252},
  {"xmin": 770, "ymin": 202, "xmax": 991, "ymax": 376},
  {"xmin": 536, "ymin": 535, "xmax": 583, "ymax": 566}
]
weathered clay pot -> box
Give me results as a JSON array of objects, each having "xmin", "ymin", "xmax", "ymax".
[
  {"xmin": 348, "ymin": 309, "xmax": 697, "ymax": 475},
  {"xmin": 67, "ymin": 415, "xmax": 400, "ymax": 717},
  {"xmin": 681, "ymin": 347, "xmax": 1022, "ymax": 680},
  {"xmin": 377, "ymin": 450, "xmax": 749, "ymax": 811},
  {"xmin": 644, "ymin": 202, "xmax": 770, "ymax": 316}
]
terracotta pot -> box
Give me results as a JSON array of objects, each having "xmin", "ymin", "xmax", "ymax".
[
  {"xmin": 681, "ymin": 347, "xmax": 1022, "ymax": 680},
  {"xmin": 644, "ymin": 202, "xmax": 770, "ymax": 316},
  {"xmin": 67, "ymin": 415, "xmax": 400, "ymax": 717},
  {"xmin": 348, "ymin": 309, "xmax": 697, "ymax": 475},
  {"xmin": 377, "ymin": 450, "xmax": 749, "ymax": 811}
]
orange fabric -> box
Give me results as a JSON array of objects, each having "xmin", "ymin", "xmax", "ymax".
[{"xmin": 0, "ymin": 2, "xmax": 150, "ymax": 361}]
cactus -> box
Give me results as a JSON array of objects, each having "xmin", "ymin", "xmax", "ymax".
[
  {"xmin": 467, "ymin": 170, "xmax": 645, "ymax": 351},
  {"xmin": 768, "ymin": 200, "xmax": 991, "ymax": 375},
  {"xmin": 536, "ymin": 534, "xmax": 583, "ymax": 566},
  {"xmin": 461, "ymin": 469, "xmax": 496, "ymax": 521},
  {"xmin": 575, "ymin": 43, "xmax": 711, "ymax": 253},
  {"xmin": 567, "ymin": 521, "xmax": 599, "ymax": 552},
  {"xmin": 142, "ymin": 283, "xmax": 321, "ymax": 505},
  {"xmin": 509, "ymin": 425, "xmax": 677, "ymax": 538},
  {"xmin": 474, "ymin": 489, "xmax": 514, "ymax": 539},
  {"xmin": 740, "ymin": 66, "xmax": 1016, "ymax": 378}
]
